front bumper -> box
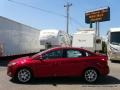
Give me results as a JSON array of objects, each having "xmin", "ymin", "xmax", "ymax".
[{"xmin": 7, "ymin": 66, "xmax": 16, "ymax": 77}]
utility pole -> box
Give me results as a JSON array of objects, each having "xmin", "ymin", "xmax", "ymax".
[{"xmin": 64, "ymin": 2, "xmax": 72, "ymax": 34}]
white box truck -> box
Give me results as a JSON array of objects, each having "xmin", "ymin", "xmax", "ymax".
[
  {"xmin": 0, "ymin": 16, "xmax": 42, "ymax": 57},
  {"xmin": 72, "ymin": 28, "xmax": 102, "ymax": 52}
]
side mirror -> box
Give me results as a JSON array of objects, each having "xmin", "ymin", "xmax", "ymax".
[{"xmin": 39, "ymin": 55, "xmax": 43, "ymax": 60}]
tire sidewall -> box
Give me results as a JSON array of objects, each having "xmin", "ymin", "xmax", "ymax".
[
  {"xmin": 15, "ymin": 68, "xmax": 32, "ymax": 83},
  {"xmin": 83, "ymin": 68, "xmax": 98, "ymax": 83}
]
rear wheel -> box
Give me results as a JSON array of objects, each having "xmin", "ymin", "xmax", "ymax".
[
  {"xmin": 16, "ymin": 68, "xmax": 32, "ymax": 83},
  {"xmin": 83, "ymin": 68, "xmax": 98, "ymax": 83}
]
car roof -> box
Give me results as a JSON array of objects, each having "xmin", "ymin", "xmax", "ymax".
[
  {"xmin": 49, "ymin": 47, "xmax": 96, "ymax": 55},
  {"xmin": 31, "ymin": 47, "xmax": 96, "ymax": 59},
  {"xmin": 49, "ymin": 47, "xmax": 91, "ymax": 52}
]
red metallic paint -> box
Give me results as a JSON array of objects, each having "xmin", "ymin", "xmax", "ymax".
[{"xmin": 7, "ymin": 47, "xmax": 109, "ymax": 79}]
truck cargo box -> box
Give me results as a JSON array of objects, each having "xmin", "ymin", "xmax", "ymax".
[{"xmin": 0, "ymin": 16, "xmax": 42, "ymax": 57}]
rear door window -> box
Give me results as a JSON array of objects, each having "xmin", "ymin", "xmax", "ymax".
[{"xmin": 65, "ymin": 49, "xmax": 86, "ymax": 58}]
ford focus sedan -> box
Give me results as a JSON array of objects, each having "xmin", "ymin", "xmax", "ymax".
[{"xmin": 7, "ymin": 47, "xmax": 109, "ymax": 83}]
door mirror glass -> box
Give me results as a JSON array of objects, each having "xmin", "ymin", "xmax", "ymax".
[
  {"xmin": 39, "ymin": 55, "xmax": 43, "ymax": 60},
  {"xmin": 35, "ymin": 55, "xmax": 43, "ymax": 60}
]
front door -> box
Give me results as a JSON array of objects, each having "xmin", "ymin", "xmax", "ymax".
[{"xmin": 36, "ymin": 49, "xmax": 63, "ymax": 77}]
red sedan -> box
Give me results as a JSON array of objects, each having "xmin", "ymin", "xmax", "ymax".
[{"xmin": 7, "ymin": 47, "xmax": 109, "ymax": 83}]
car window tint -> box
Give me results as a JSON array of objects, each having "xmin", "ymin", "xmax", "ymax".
[
  {"xmin": 66, "ymin": 50, "xmax": 85, "ymax": 58},
  {"xmin": 43, "ymin": 50, "xmax": 62, "ymax": 60}
]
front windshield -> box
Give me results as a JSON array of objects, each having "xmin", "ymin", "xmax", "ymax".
[
  {"xmin": 110, "ymin": 32, "xmax": 120, "ymax": 45},
  {"xmin": 31, "ymin": 49, "xmax": 46, "ymax": 59},
  {"xmin": 31, "ymin": 48, "xmax": 54, "ymax": 59}
]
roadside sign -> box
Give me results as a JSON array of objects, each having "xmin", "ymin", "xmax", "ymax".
[{"xmin": 85, "ymin": 7, "xmax": 110, "ymax": 23}]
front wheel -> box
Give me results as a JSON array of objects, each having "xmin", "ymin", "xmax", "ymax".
[
  {"xmin": 83, "ymin": 68, "xmax": 98, "ymax": 83},
  {"xmin": 16, "ymin": 68, "xmax": 32, "ymax": 83}
]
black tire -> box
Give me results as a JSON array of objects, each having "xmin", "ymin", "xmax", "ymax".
[
  {"xmin": 15, "ymin": 68, "xmax": 32, "ymax": 83},
  {"xmin": 83, "ymin": 68, "xmax": 98, "ymax": 83}
]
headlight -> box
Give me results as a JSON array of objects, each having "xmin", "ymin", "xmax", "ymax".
[{"xmin": 8, "ymin": 62, "xmax": 16, "ymax": 66}]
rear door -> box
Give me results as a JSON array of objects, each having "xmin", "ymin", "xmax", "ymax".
[{"xmin": 55, "ymin": 49, "xmax": 88, "ymax": 77}]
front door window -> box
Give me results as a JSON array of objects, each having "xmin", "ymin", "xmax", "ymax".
[{"xmin": 43, "ymin": 50, "xmax": 62, "ymax": 60}]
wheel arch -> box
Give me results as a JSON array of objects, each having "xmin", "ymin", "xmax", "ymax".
[{"xmin": 15, "ymin": 66, "xmax": 34, "ymax": 77}]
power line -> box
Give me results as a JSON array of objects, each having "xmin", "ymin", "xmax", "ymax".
[
  {"xmin": 8, "ymin": 0, "xmax": 81, "ymax": 26},
  {"xmin": 8, "ymin": 0, "xmax": 65, "ymax": 17},
  {"xmin": 70, "ymin": 17, "xmax": 81, "ymax": 25}
]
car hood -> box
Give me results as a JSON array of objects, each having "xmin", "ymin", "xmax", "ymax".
[{"xmin": 9, "ymin": 56, "xmax": 31, "ymax": 64}]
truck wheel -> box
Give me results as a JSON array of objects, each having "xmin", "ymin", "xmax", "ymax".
[
  {"xmin": 16, "ymin": 68, "xmax": 32, "ymax": 83},
  {"xmin": 83, "ymin": 68, "xmax": 98, "ymax": 83}
]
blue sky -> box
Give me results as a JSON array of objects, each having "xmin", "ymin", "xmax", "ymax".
[{"xmin": 0, "ymin": 0, "xmax": 119, "ymax": 36}]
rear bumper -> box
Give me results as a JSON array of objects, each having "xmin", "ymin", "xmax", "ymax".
[{"xmin": 100, "ymin": 65, "xmax": 109, "ymax": 76}]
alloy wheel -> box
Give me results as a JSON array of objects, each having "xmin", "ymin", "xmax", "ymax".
[
  {"xmin": 84, "ymin": 69, "xmax": 98, "ymax": 83},
  {"xmin": 17, "ymin": 68, "xmax": 31, "ymax": 83}
]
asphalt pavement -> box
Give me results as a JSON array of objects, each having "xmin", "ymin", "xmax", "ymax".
[{"xmin": 0, "ymin": 58, "xmax": 120, "ymax": 90}]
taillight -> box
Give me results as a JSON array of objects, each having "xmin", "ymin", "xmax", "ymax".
[
  {"xmin": 99, "ymin": 55, "xmax": 108, "ymax": 62},
  {"xmin": 101, "ymin": 56, "xmax": 108, "ymax": 64},
  {"xmin": 101, "ymin": 58, "xmax": 105, "ymax": 61}
]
